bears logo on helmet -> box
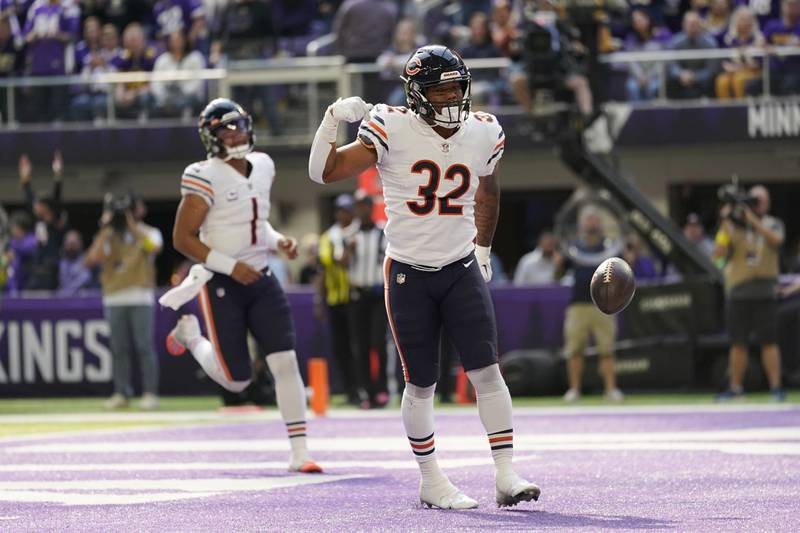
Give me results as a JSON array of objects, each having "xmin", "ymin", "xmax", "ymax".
[
  {"xmin": 405, "ymin": 57, "xmax": 423, "ymax": 76},
  {"xmin": 401, "ymin": 45, "xmax": 471, "ymax": 129}
]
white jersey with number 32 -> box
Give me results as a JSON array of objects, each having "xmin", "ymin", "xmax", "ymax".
[
  {"xmin": 358, "ymin": 104, "xmax": 505, "ymax": 268},
  {"xmin": 179, "ymin": 152, "xmax": 275, "ymax": 271}
]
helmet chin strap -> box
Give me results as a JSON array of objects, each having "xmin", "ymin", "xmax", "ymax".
[{"xmin": 223, "ymin": 143, "xmax": 252, "ymax": 161}]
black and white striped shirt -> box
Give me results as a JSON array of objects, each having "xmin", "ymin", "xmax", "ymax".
[{"xmin": 348, "ymin": 224, "xmax": 386, "ymax": 288}]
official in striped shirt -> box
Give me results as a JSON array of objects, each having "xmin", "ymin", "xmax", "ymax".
[{"xmin": 346, "ymin": 191, "xmax": 389, "ymax": 408}]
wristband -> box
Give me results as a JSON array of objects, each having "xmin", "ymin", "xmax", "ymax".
[
  {"xmin": 475, "ymin": 244, "xmax": 491, "ymax": 263},
  {"xmin": 264, "ymin": 221, "xmax": 285, "ymax": 250},
  {"xmin": 205, "ymin": 249, "xmax": 236, "ymax": 275}
]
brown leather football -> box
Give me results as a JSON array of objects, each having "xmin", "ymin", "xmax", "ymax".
[{"xmin": 590, "ymin": 257, "xmax": 636, "ymax": 315}]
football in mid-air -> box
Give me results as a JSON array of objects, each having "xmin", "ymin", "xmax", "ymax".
[{"xmin": 590, "ymin": 257, "xmax": 636, "ymax": 315}]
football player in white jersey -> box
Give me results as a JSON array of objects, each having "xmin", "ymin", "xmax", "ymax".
[
  {"xmin": 167, "ymin": 98, "xmax": 321, "ymax": 474},
  {"xmin": 308, "ymin": 45, "xmax": 539, "ymax": 508}
]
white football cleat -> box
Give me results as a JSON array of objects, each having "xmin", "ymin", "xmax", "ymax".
[
  {"xmin": 139, "ymin": 393, "xmax": 159, "ymax": 411},
  {"xmin": 604, "ymin": 388, "xmax": 625, "ymax": 402},
  {"xmin": 563, "ymin": 388, "xmax": 581, "ymax": 403},
  {"xmin": 419, "ymin": 477, "xmax": 478, "ymax": 510},
  {"xmin": 288, "ymin": 458, "xmax": 323, "ymax": 474},
  {"xmin": 496, "ymin": 472, "xmax": 541, "ymax": 508},
  {"xmin": 103, "ymin": 393, "xmax": 129, "ymax": 410},
  {"xmin": 166, "ymin": 314, "xmax": 201, "ymax": 355}
]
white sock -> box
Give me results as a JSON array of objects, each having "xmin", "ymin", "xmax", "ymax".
[
  {"xmin": 467, "ymin": 364, "xmax": 514, "ymax": 478},
  {"xmin": 188, "ymin": 337, "xmax": 250, "ymax": 393},
  {"xmin": 267, "ymin": 350, "xmax": 309, "ymax": 461},
  {"xmin": 401, "ymin": 383, "xmax": 445, "ymax": 485}
]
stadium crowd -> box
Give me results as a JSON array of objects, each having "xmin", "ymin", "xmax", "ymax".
[{"xmin": 0, "ymin": 0, "xmax": 798, "ymax": 125}]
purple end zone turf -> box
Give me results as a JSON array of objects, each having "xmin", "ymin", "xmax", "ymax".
[{"xmin": 0, "ymin": 406, "xmax": 798, "ymax": 532}]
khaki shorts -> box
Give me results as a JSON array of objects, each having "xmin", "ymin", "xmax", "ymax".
[{"xmin": 563, "ymin": 303, "xmax": 617, "ymax": 356}]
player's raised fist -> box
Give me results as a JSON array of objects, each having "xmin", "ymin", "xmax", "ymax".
[
  {"xmin": 590, "ymin": 257, "xmax": 636, "ymax": 315},
  {"xmin": 329, "ymin": 97, "xmax": 373, "ymax": 123}
]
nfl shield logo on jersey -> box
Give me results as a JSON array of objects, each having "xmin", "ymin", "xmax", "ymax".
[{"xmin": 396, "ymin": 273, "xmax": 406, "ymax": 285}]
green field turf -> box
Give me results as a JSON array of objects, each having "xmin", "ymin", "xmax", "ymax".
[
  {"xmin": 1, "ymin": 392, "xmax": 797, "ymax": 416},
  {"xmin": 0, "ymin": 391, "xmax": 796, "ymax": 438}
]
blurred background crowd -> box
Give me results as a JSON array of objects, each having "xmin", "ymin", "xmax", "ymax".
[{"xmin": 0, "ymin": 0, "xmax": 797, "ymax": 126}]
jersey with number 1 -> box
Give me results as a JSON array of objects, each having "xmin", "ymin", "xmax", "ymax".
[
  {"xmin": 179, "ymin": 152, "xmax": 275, "ymax": 271},
  {"xmin": 358, "ymin": 104, "xmax": 505, "ymax": 268}
]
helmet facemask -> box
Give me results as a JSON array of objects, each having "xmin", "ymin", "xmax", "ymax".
[
  {"xmin": 212, "ymin": 117, "xmax": 254, "ymax": 160},
  {"xmin": 407, "ymin": 78, "xmax": 471, "ymax": 129}
]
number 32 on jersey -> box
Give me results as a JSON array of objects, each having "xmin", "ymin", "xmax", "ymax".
[{"xmin": 406, "ymin": 160, "xmax": 470, "ymax": 216}]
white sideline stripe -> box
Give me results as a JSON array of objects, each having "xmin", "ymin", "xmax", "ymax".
[
  {"xmin": 0, "ymin": 411, "xmax": 285, "ymax": 424},
  {"xmin": 0, "ymin": 455, "xmax": 537, "ymax": 473},
  {"xmin": 0, "ymin": 491, "xmax": 218, "ymax": 506},
  {"xmin": 3, "ymin": 442, "xmax": 798, "ymax": 457},
  {"xmin": 0, "ymin": 475, "xmax": 361, "ymax": 506},
  {"xmin": 0, "ymin": 403, "xmax": 796, "ymax": 424},
  {"xmin": 0, "ymin": 476, "xmax": 361, "ymax": 492},
  {"xmin": 6, "ymin": 427, "xmax": 800, "ymax": 454}
]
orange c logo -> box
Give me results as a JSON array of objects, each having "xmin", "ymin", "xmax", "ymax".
[{"xmin": 405, "ymin": 57, "xmax": 423, "ymax": 76}]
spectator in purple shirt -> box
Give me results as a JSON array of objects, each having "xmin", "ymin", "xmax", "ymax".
[
  {"xmin": 1, "ymin": 0, "xmax": 24, "ymax": 45},
  {"xmin": 113, "ymin": 22, "xmax": 157, "ymax": 120},
  {"xmin": 74, "ymin": 15, "xmax": 99, "ymax": 69},
  {"xmin": 5, "ymin": 210, "xmax": 37, "ymax": 294},
  {"xmin": 100, "ymin": 22, "xmax": 121, "ymax": 61},
  {"xmin": 58, "ymin": 229, "xmax": 95, "ymax": 294},
  {"xmin": 273, "ymin": 0, "xmax": 314, "ymax": 37},
  {"xmin": 623, "ymin": 235, "xmax": 660, "ymax": 279},
  {"xmin": 153, "ymin": 0, "xmax": 205, "ymax": 50},
  {"xmin": 71, "ymin": 21, "xmax": 119, "ymax": 121},
  {"xmin": 736, "ymin": 0, "xmax": 781, "ymax": 27},
  {"xmin": 703, "ymin": 0, "xmax": 733, "ymax": 45},
  {"xmin": 21, "ymin": 0, "xmax": 79, "ymax": 121},
  {"xmin": 762, "ymin": 0, "xmax": 800, "ymax": 94}
]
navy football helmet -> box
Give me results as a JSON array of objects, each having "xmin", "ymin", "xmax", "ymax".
[
  {"xmin": 401, "ymin": 45, "xmax": 471, "ymax": 129},
  {"xmin": 198, "ymin": 98, "xmax": 255, "ymax": 159}
]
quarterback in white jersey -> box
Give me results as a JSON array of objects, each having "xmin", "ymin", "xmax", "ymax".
[
  {"xmin": 308, "ymin": 45, "xmax": 539, "ymax": 509},
  {"xmin": 168, "ymin": 98, "xmax": 321, "ymax": 474}
]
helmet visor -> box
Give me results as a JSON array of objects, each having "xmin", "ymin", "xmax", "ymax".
[{"xmin": 212, "ymin": 117, "xmax": 250, "ymax": 136}]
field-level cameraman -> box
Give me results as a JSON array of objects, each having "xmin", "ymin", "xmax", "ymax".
[
  {"xmin": 714, "ymin": 185, "xmax": 785, "ymax": 401},
  {"xmin": 85, "ymin": 193, "xmax": 163, "ymax": 410}
]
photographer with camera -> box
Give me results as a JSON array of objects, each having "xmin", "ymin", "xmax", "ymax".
[
  {"xmin": 85, "ymin": 192, "xmax": 163, "ymax": 410},
  {"xmin": 714, "ymin": 184, "xmax": 785, "ymax": 401}
]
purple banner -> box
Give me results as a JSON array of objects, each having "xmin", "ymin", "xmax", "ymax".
[
  {"xmin": 3, "ymin": 98, "xmax": 799, "ymax": 169},
  {"xmin": 0, "ymin": 286, "xmax": 572, "ymax": 397}
]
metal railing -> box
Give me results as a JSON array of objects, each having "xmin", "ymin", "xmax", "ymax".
[
  {"xmin": 1, "ymin": 47, "xmax": 798, "ymax": 139},
  {"xmin": 601, "ymin": 45, "xmax": 800, "ymax": 101}
]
